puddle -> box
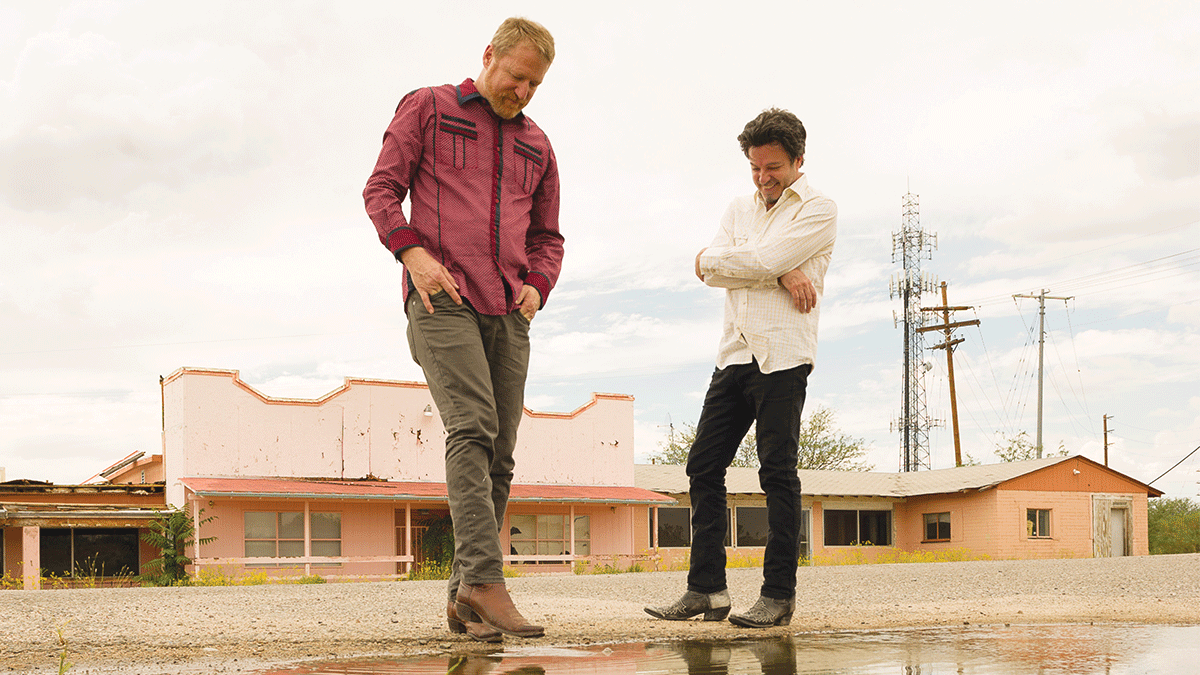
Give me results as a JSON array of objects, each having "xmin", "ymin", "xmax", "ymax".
[{"xmin": 256, "ymin": 623, "xmax": 1200, "ymax": 674}]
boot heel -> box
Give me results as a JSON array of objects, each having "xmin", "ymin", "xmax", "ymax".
[
  {"xmin": 776, "ymin": 613, "xmax": 792, "ymax": 626},
  {"xmin": 704, "ymin": 607, "xmax": 731, "ymax": 621},
  {"xmin": 447, "ymin": 601, "xmax": 467, "ymax": 634}
]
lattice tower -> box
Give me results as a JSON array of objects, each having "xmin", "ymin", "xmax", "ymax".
[{"xmin": 889, "ymin": 193, "xmax": 938, "ymax": 471}]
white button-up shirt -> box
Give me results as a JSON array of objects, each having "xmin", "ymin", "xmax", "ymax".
[{"xmin": 698, "ymin": 174, "xmax": 837, "ymax": 374}]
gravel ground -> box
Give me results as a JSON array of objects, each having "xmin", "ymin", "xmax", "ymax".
[{"xmin": 3, "ymin": 553, "xmax": 1199, "ymax": 674}]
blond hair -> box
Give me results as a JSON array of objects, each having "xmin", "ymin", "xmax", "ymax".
[{"xmin": 491, "ymin": 17, "xmax": 555, "ymax": 64}]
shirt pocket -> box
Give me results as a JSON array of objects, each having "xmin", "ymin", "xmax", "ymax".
[
  {"xmin": 435, "ymin": 113, "xmax": 480, "ymax": 169},
  {"xmin": 511, "ymin": 137, "xmax": 547, "ymax": 194}
]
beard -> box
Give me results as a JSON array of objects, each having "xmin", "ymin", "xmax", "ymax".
[{"xmin": 487, "ymin": 94, "xmax": 526, "ymax": 119}]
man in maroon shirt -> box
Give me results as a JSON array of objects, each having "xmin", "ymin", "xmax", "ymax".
[{"xmin": 363, "ymin": 17, "xmax": 564, "ymax": 642}]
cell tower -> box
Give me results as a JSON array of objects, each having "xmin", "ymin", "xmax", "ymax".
[{"xmin": 889, "ymin": 192, "xmax": 938, "ymax": 472}]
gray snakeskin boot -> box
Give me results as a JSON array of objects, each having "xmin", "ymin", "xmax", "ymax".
[
  {"xmin": 644, "ymin": 589, "xmax": 732, "ymax": 621},
  {"xmin": 728, "ymin": 595, "xmax": 794, "ymax": 627}
]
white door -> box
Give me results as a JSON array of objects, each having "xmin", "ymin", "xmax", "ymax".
[{"xmin": 1109, "ymin": 508, "xmax": 1127, "ymax": 557}]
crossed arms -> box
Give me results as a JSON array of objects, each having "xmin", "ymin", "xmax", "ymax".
[{"xmin": 694, "ymin": 196, "xmax": 838, "ymax": 313}]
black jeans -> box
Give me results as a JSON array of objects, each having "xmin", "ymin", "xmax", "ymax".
[{"xmin": 685, "ymin": 360, "xmax": 810, "ymax": 600}]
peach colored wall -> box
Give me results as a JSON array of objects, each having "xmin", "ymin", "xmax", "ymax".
[
  {"xmin": 189, "ymin": 496, "xmax": 399, "ymax": 577},
  {"xmin": 108, "ymin": 456, "xmax": 164, "ymax": 485},
  {"xmin": 1003, "ymin": 457, "xmax": 1148, "ymax": 494},
  {"xmin": 22, "ymin": 527, "xmax": 39, "ymax": 589},
  {"xmin": 164, "ymin": 369, "xmax": 636, "ymax": 508},
  {"xmin": 589, "ymin": 505, "xmax": 639, "ymax": 559},
  {"xmin": 1130, "ymin": 495, "xmax": 1150, "ymax": 556},
  {"xmin": 829, "ymin": 486, "xmax": 1149, "ymax": 561},
  {"xmin": 186, "ymin": 496, "xmax": 655, "ymax": 574},
  {"xmin": 992, "ymin": 489, "xmax": 1147, "ymax": 559},
  {"xmin": 990, "ymin": 489, "xmax": 1094, "ymax": 558},
  {"xmin": 895, "ymin": 491, "xmax": 1003, "ymax": 555}
]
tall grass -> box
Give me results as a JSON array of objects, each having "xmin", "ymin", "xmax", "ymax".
[
  {"xmin": 55, "ymin": 620, "xmax": 73, "ymax": 674},
  {"xmin": 407, "ymin": 560, "xmax": 453, "ymax": 581}
]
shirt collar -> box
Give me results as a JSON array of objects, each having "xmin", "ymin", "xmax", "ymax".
[
  {"xmin": 456, "ymin": 78, "xmax": 526, "ymax": 121},
  {"xmin": 753, "ymin": 173, "xmax": 809, "ymax": 207}
]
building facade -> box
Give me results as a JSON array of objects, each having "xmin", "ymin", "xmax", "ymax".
[
  {"xmin": 162, "ymin": 368, "xmax": 671, "ymax": 580},
  {"xmin": 637, "ymin": 456, "xmax": 1160, "ymax": 565}
]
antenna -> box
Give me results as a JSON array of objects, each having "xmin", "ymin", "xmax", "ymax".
[{"xmin": 890, "ymin": 191, "xmax": 937, "ymax": 471}]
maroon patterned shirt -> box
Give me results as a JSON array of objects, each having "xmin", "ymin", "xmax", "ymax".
[{"xmin": 364, "ymin": 79, "xmax": 564, "ymax": 316}]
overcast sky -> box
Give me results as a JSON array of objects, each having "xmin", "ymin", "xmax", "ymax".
[{"xmin": 2, "ymin": 1, "xmax": 1198, "ymax": 499}]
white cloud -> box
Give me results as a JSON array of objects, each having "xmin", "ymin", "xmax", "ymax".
[{"xmin": 0, "ymin": 28, "xmax": 277, "ymax": 212}]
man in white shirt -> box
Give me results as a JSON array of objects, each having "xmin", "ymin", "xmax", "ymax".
[{"xmin": 646, "ymin": 108, "xmax": 837, "ymax": 628}]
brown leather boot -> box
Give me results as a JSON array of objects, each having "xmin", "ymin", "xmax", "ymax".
[
  {"xmin": 456, "ymin": 582, "xmax": 544, "ymax": 638},
  {"xmin": 447, "ymin": 600, "xmax": 502, "ymax": 642}
]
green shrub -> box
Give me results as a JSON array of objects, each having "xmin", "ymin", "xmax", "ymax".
[
  {"xmin": 1149, "ymin": 497, "xmax": 1200, "ymax": 555},
  {"xmin": 140, "ymin": 506, "xmax": 215, "ymax": 586}
]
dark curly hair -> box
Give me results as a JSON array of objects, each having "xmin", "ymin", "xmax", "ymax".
[{"xmin": 737, "ymin": 108, "xmax": 806, "ymax": 162}]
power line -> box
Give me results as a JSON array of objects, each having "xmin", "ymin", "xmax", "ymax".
[
  {"xmin": 964, "ymin": 238, "xmax": 1200, "ymax": 308},
  {"xmin": 1148, "ymin": 444, "xmax": 1200, "ymax": 486},
  {"xmin": 1072, "ymin": 296, "xmax": 1200, "ymax": 328},
  {"xmin": 965, "ymin": 217, "xmax": 1200, "ymax": 305}
]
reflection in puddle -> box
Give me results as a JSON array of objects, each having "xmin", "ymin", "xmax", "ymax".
[{"xmin": 257, "ymin": 624, "xmax": 1200, "ymax": 674}]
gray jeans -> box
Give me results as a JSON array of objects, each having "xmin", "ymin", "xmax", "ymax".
[{"xmin": 405, "ymin": 291, "xmax": 530, "ymax": 598}]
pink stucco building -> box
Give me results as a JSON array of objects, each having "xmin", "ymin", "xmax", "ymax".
[{"xmin": 163, "ymin": 368, "xmax": 671, "ymax": 579}]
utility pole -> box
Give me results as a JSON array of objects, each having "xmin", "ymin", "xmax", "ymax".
[
  {"xmin": 918, "ymin": 282, "xmax": 980, "ymax": 467},
  {"xmin": 1012, "ymin": 289, "xmax": 1073, "ymax": 458},
  {"xmin": 1103, "ymin": 414, "xmax": 1113, "ymax": 466}
]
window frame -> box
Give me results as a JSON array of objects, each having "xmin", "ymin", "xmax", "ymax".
[
  {"xmin": 923, "ymin": 512, "xmax": 952, "ymax": 542},
  {"xmin": 823, "ymin": 508, "xmax": 894, "ymax": 547},
  {"xmin": 1027, "ymin": 508, "xmax": 1051, "ymax": 539},
  {"xmin": 243, "ymin": 511, "xmax": 343, "ymax": 566},
  {"xmin": 509, "ymin": 513, "xmax": 591, "ymax": 561},
  {"xmin": 37, "ymin": 527, "xmax": 141, "ymax": 579}
]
